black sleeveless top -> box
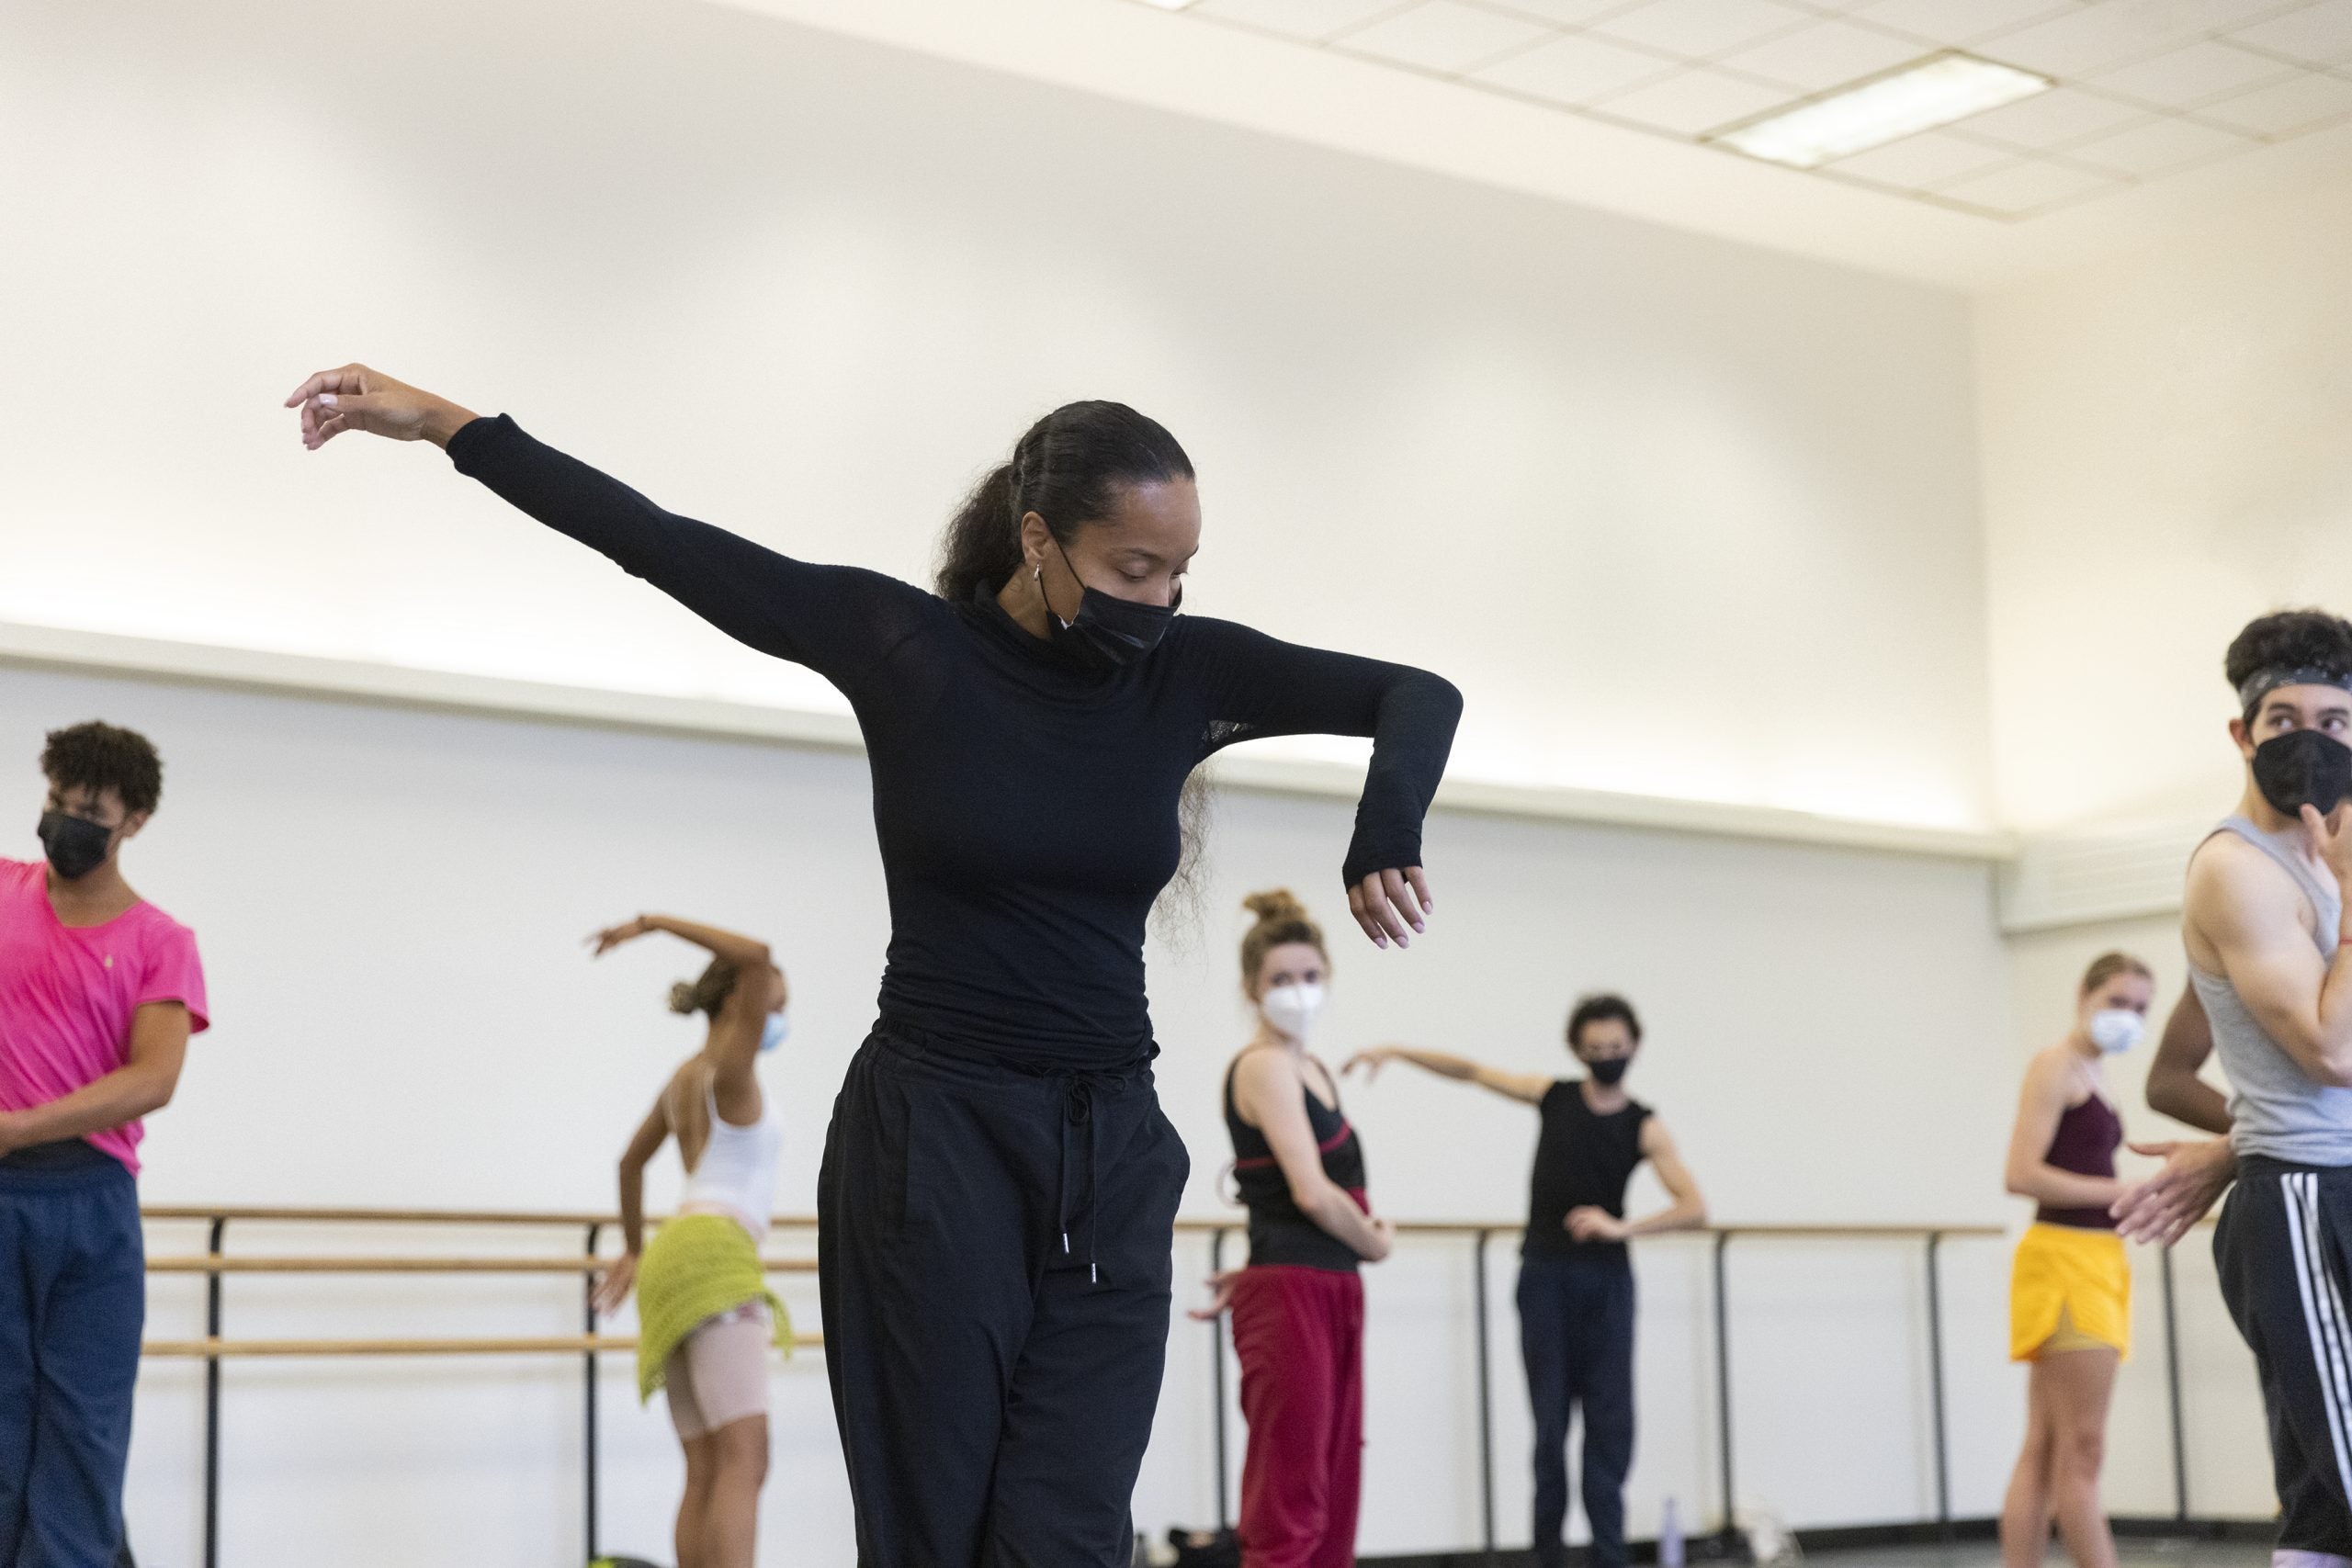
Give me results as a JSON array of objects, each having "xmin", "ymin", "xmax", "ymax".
[
  {"xmin": 1225, "ymin": 1052, "xmax": 1370, "ymax": 1273},
  {"xmin": 1523, "ymin": 1080, "xmax": 1650, "ymax": 1264},
  {"xmin": 2036, "ymin": 1092, "xmax": 2122, "ymax": 1230}
]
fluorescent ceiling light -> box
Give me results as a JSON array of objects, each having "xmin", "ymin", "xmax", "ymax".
[
  {"xmin": 1707, "ymin": 52, "xmax": 2050, "ymax": 169},
  {"xmin": 1137, "ymin": 0, "xmax": 1200, "ymax": 8}
]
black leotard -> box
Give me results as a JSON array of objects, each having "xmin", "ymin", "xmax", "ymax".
[{"xmin": 447, "ymin": 416, "xmax": 1463, "ymax": 1068}]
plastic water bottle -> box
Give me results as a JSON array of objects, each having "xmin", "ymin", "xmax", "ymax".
[{"xmin": 1659, "ymin": 1498, "xmax": 1685, "ymax": 1568}]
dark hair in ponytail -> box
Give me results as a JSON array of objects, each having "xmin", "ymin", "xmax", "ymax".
[{"xmin": 933, "ymin": 401, "xmax": 1194, "ymax": 603}]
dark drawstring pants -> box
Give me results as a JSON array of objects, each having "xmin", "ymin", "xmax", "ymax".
[
  {"xmin": 1519, "ymin": 1252, "xmax": 1636, "ymax": 1568},
  {"xmin": 819, "ymin": 1028, "xmax": 1191, "ymax": 1567},
  {"xmin": 0, "ymin": 1144, "xmax": 145, "ymax": 1568}
]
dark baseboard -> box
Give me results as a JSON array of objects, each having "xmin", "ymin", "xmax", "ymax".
[{"xmin": 1358, "ymin": 1515, "xmax": 2278, "ymax": 1568}]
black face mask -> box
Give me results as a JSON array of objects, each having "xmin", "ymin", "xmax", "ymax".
[
  {"xmin": 1586, "ymin": 1056, "xmax": 1629, "ymax": 1088},
  {"xmin": 1047, "ymin": 539, "xmax": 1177, "ymax": 674},
  {"xmin": 37, "ymin": 811, "xmax": 114, "ymax": 881},
  {"xmin": 2252, "ymin": 728, "xmax": 2352, "ymax": 818}
]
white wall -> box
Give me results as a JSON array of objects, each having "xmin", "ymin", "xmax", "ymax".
[
  {"xmin": 0, "ymin": 0, "xmax": 1991, "ymax": 833},
  {"xmin": 0, "ymin": 662, "xmax": 2040, "ymax": 1564},
  {"xmin": 1978, "ymin": 165, "xmax": 2352, "ymax": 833}
]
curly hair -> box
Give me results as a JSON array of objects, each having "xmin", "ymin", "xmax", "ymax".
[
  {"xmin": 40, "ymin": 721, "xmax": 163, "ymax": 817},
  {"xmin": 2225, "ymin": 609, "xmax": 2352, "ymax": 708},
  {"xmin": 1566, "ymin": 993, "xmax": 1642, "ymax": 1051}
]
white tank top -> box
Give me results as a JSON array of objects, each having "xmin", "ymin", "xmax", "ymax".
[{"xmin": 678, "ymin": 1073, "xmax": 784, "ymax": 1242}]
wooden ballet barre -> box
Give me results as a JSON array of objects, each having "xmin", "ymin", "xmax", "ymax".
[
  {"xmin": 144, "ymin": 1255, "xmax": 819, "ymax": 1275},
  {"xmin": 141, "ymin": 1333, "xmax": 824, "ymax": 1359},
  {"xmin": 141, "ymin": 1204, "xmax": 821, "ymax": 1229}
]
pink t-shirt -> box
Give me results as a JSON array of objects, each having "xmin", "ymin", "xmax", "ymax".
[{"xmin": 0, "ymin": 855, "xmax": 209, "ymax": 1175}]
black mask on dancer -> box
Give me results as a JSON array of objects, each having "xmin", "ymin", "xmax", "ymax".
[
  {"xmin": 37, "ymin": 811, "xmax": 113, "ymax": 881},
  {"xmin": 1586, "ymin": 1056, "xmax": 1629, "ymax": 1088},
  {"xmin": 2252, "ymin": 729, "xmax": 2352, "ymax": 818},
  {"xmin": 1046, "ymin": 538, "xmax": 1177, "ymax": 674}
]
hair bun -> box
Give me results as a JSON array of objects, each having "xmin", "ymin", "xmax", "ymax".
[
  {"xmin": 667, "ymin": 980, "xmax": 698, "ymax": 1015},
  {"xmin": 1241, "ymin": 888, "xmax": 1308, "ymax": 923}
]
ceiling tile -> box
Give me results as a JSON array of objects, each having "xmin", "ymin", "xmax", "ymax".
[
  {"xmin": 2085, "ymin": 38, "xmax": 2301, "ymax": 103},
  {"xmin": 2064, "ymin": 111, "xmax": 2260, "ymax": 170},
  {"xmin": 1932, "ymin": 154, "xmax": 2124, "ymax": 211},
  {"xmin": 1471, "ymin": 30, "xmax": 1681, "ymax": 102},
  {"xmin": 1974, "ymin": 0, "xmax": 2280, "ymax": 77},
  {"xmin": 1825, "ymin": 128, "xmax": 2021, "ymax": 183},
  {"xmin": 1191, "ymin": 0, "xmax": 1414, "ymax": 39},
  {"xmin": 1480, "ymin": 0, "xmax": 1637, "ymax": 23},
  {"xmin": 2229, "ymin": 0, "xmax": 2352, "ymax": 65},
  {"xmin": 1594, "ymin": 64, "xmax": 1804, "ymax": 133},
  {"xmin": 1955, "ymin": 83, "xmax": 2152, "ymax": 144},
  {"xmin": 1714, "ymin": 18, "xmax": 1937, "ymax": 90},
  {"xmin": 1336, "ymin": 1, "xmax": 1556, "ymax": 71},
  {"xmin": 1844, "ymin": 0, "xmax": 2083, "ymax": 49},
  {"xmin": 2198, "ymin": 62, "xmax": 2352, "ymax": 130},
  {"xmin": 1588, "ymin": 0, "xmax": 1819, "ymax": 60}
]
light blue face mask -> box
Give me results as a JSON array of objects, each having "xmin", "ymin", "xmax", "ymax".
[{"xmin": 759, "ymin": 1012, "xmax": 791, "ymax": 1054}]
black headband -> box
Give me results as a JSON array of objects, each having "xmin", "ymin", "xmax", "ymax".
[{"xmin": 2238, "ymin": 665, "xmax": 2352, "ymax": 720}]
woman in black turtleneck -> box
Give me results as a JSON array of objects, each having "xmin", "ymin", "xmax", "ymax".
[{"xmin": 285, "ymin": 364, "xmax": 1463, "ymax": 1567}]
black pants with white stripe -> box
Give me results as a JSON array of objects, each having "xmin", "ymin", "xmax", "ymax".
[{"xmin": 2218, "ymin": 1156, "xmax": 2352, "ymax": 1555}]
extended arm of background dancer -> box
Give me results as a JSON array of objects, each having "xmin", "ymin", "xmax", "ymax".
[
  {"xmin": 1340, "ymin": 1043, "xmax": 1552, "ymax": 1104},
  {"xmin": 1567, "ymin": 1118, "xmax": 1707, "ymax": 1243},
  {"xmin": 583, "ymin": 914, "xmax": 782, "ymax": 1315}
]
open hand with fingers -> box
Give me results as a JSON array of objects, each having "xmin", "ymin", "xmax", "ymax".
[
  {"xmin": 590, "ymin": 1252, "xmax": 639, "ymax": 1317},
  {"xmin": 1340, "ymin": 1047, "xmax": 1400, "ymax": 1082},
  {"xmin": 284, "ymin": 363, "xmax": 478, "ymax": 450},
  {"xmin": 585, "ymin": 916, "xmax": 656, "ymax": 958},
  {"xmin": 1187, "ymin": 1269, "xmax": 1245, "ymax": 1322},
  {"xmin": 1348, "ymin": 866, "xmax": 1431, "ymax": 950}
]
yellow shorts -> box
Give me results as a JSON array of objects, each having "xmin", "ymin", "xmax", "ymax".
[{"xmin": 2010, "ymin": 1222, "xmax": 2130, "ymax": 1361}]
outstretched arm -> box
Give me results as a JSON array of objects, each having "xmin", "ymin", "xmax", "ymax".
[
  {"xmin": 286, "ymin": 365, "xmax": 924, "ymax": 691},
  {"xmin": 1342, "ymin": 1045, "xmax": 1551, "ymax": 1105},
  {"xmin": 589, "ymin": 914, "xmax": 779, "ymax": 1123},
  {"xmin": 2145, "ymin": 984, "xmax": 2232, "ymax": 1134},
  {"xmin": 1189, "ymin": 618, "xmax": 1462, "ymax": 949}
]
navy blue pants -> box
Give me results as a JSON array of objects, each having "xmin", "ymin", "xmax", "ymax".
[
  {"xmin": 1518, "ymin": 1252, "xmax": 1636, "ymax": 1568},
  {"xmin": 818, "ymin": 1028, "xmax": 1190, "ymax": 1567},
  {"xmin": 0, "ymin": 1143, "xmax": 145, "ymax": 1568}
]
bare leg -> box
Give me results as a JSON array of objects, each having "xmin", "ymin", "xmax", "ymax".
[
  {"xmin": 700, "ymin": 1413, "xmax": 770, "ymax": 1568},
  {"xmin": 2042, "ymin": 1347, "xmax": 2120, "ymax": 1568},
  {"xmin": 2001, "ymin": 1360, "xmax": 2056, "ymax": 1568},
  {"xmin": 677, "ymin": 1432, "xmax": 718, "ymax": 1568}
]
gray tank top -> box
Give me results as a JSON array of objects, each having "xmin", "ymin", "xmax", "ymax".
[{"xmin": 2188, "ymin": 815, "xmax": 2352, "ymax": 1166}]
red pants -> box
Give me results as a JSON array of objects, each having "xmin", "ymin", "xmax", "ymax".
[{"xmin": 1230, "ymin": 1266, "xmax": 1365, "ymax": 1568}]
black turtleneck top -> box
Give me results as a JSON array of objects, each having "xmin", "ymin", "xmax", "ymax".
[{"xmin": 447, "ymin": 415, "xmax": 1463, "ymax": 1068}]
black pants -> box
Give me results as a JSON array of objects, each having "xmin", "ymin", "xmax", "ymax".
[
  {"xmin": 1518, "ymin": 1252, "xmax": 1635, "ymax": 1568},
  {"xmin": 819, "ymin": 1028, "xmax": 1190, "ymax": 1567},
  {"xmin": 2218, "ymin": 1156, "xmax": 2352, "ymax": 1557}
]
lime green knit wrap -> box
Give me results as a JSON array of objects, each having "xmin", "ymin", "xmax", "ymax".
[{"xmin": 634, "ymin": 1213, "xmax": 790, "ymax": 1404}]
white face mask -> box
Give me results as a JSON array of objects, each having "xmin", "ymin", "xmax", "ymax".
[
  {"xmin": 2087, "ymin": 1009, "xmax": 2143, "ymax": 1055},
  {"xmin": 759, "ymin": 1011, "xmax": 791, "ymax": 1054},
  {"xmin": 1259, "ymin": 981, "xmax": 1324, "ymax": 1043}
]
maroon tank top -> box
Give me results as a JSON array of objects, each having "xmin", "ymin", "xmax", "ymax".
[{"xmin": 2037, "ymin": 1092, "xmax": 2121, "ymax": 1230}]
